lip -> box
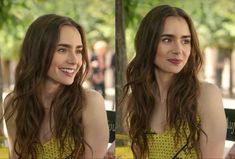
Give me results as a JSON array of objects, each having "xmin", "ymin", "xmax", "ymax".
[
  {"xmin": 59, "ymin": 67, "xmax": 77, "ymax": 77},
  {"xmin": 167, "ymin": 58, "xmax": 182, "ymax": 65}
]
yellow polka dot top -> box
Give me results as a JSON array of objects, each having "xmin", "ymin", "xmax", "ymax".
[
  {"xmin": 36, "ymin": 137, "xmax": 75, "ymax": 159},
  {"xmin": 147, "ymin": 127, "xmax": 197, "ymax": 159}
]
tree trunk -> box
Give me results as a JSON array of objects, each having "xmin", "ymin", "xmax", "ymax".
[
  {"xmin": 219, "ymin": 47, "xmax": 233, "ymax": 97},
  {"xmin": 228, "ymin": 52, "xmax": 234, "ymax": 97},
  {"xmin": 0, "ymin": 58, "xmax": 2, "ymax": 104},
  {"xmin": 115, "ymin": 0, "xmax": 127, "ymax": 145},
  {"xmin": 1, "ymin": 60, "xmax": 10, "ymax": 90}
]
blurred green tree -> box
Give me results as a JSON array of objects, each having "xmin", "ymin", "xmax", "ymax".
[{"xmin": 0, "ymin": 0, "xmax": 114, "ymax": 96}]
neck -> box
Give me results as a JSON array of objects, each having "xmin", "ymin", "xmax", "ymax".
[
  {"xmin": 40, "ymin": 81, "xmax": 61, "ymax": 110},
  {"xmin": 154, "ymin": 68, "xmax": 174, "ymax": 103}
]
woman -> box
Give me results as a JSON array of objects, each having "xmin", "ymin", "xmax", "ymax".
[
  {"xmin": 1, "ymin": 14, "xmax": 109, "ymax": 158},
  {"xmin": 123, "ymin": 5, "xmax": 226, "ymax": 158},
  {"xmin": 226, "ymin": 144, "xmax": 235, "ymax": 159}
]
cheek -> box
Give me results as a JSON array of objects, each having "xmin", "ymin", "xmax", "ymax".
[
  {"xmin": 155, "ymin": 50, "xmax": 166, "ymax": 64},
  {"xmin": 182, "ymin": 46, "xmax": 191, "ymax": 60},
  {"xmin": 75, "ymin": 56, "xmax": 83, "ymax": 71},
  {"xmin": 78, "ymin": 55, "xmax": 83, "ymax": 65},
  {"xmin": 156, "ymin": 52, "xmax": 165, "ymax": 59},
  {"xmin": 183, "ymin": 53, "xmax": 191, "ymax": 68},
  {"xmin": 47, "ymin": 62, "xmax": 57, "ymax": 76},
  {"xmin": 185, "ymin": 46, "xmax": 191, "ymax": 56},
  {"xmin": 48, "ymin": 61, "xmax": 56, "ymax": 72},
  {"xmin": 185, "ymin": 50, "xmax": 191, "ymax": 61},
  {"xmin": 156, "ymin": 44, "xmax": 168, "ymax": 58},
  {"xmin": 155, "ymin": 53, "xmax": 165, "ymax": 67},
  {"xmin": 50, "ymin": 54, "xmax": 63, "ymax": 66}
]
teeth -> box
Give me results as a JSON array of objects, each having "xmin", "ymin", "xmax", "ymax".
[{"xmin": 60, "ymin": 68, "xmax": 75, "ymax": 74}]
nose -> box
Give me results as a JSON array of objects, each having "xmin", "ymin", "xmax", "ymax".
[{"xmin": 172, "ymin": 41, "xmax": 182, "ymax": 54}]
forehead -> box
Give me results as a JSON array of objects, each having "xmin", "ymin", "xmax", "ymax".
[
  {"xmin": 58, "ymin": 25, "xmax": 82, "ymax": 44},
  {"xmin": 162, "ymin": 16, "xmax": 191, "ymax": 36}
]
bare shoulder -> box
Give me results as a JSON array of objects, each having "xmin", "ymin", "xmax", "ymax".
[
  {"xmin": 2, "ymin": 93, "xmax": 15, "ymax": 119},
  {"xmin": 198, "ymin": 81, "xmax": 222, "ymax": 110},
  {"xmin": 84, "ymin": 88, "xmax": 104, "ymax": 101},
  {"xmin": 1, "ymin": 93, "xmax": 17, "ymax": 157},
  {"xmin": 3, "ymin": 93, "xmax": 12, "ymax": 109},
  {"xmin": 84, "ymin": 88, "xmax": 105, "ymax": 110},
  {"xmin": 83, "ymin": 88, "xmax": 106, "ymax": 121},
  {"xmin": 82, "ymin": 89, "xmax": 109, "ymax": 158},
  {"xmin": 198, "ymin": 81, "xmax": 225, "ymax": 125},
  {"xmin": 198, "ymin": 81, "xmax": 227, "ymax": 157},
  {"xmin": 2, "ymin": 92, "xmax": 16, "ymax": 122},
  {"xmin": 200, "ymin": 82, "xmax": 220, "ymax": 92}
]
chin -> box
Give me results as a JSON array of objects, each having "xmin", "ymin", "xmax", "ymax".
[
  {"xmin": 61, "ymin": 80, "xmax": 75, "ymax": 85},
  {"xmin": 174, "ymin": 71, "xmax": 183, "ymax": 74},
  {"xmin": 64, "ymin": 82, "xmax": 74, "ymax": 85},
  {"xmin": 172, "ymin": 67, "xmax": 184, "ymax": 73},
  {"xmin": 63, "ymin": 83, "xmax": 73, "ymax": 86}
]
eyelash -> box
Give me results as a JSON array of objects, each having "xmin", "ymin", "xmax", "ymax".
[
  {"xmin": 57, "ymin": 48, "xmax": 82, "ymax": 54},
  {"xmin": 57, "ymin": 48, "xmax": 66, "ymax": 53},
  {"xmin": 161, "ymin": 38, "xmax": 191, "ymax": 45},
  {"xmin": 76, "ymin": 50, "xmax": 83, "ymax": 54},
  {"xmin": 182, "ymin": 39, "xmax": 191, "ymax": 44},
  {"xmin": 162, "ymin": 38, "xmax": 172, "ymax": 43}
]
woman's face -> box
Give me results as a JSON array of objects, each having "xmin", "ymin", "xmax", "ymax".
[
  {"xmin": 47, "ymin": 25, "xmax": 83, "ymax": 86},
  {"xmin": 154, "ymin": 16, "xmax": 191, "ymax": 75}
]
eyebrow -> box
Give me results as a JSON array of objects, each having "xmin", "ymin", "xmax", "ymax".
[
  {"xmin": 57, "ymin": 43, "xmax": 83, "ymax": 49},
  {"xmin": 161, "ymin": 34, "xmax": 191, "ymax": 39}
]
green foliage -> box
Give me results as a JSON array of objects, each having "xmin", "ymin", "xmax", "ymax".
[
  {"xmin": 124, "ymin": 0, "xmax": 235, "ymax": 59},
  {"xmin": 0, "ymin": 0, "xmax": 12, "ymax": 28},
  {"xmin": 0, "ymin": 0, "xmax": 28, "ymax": 59},
  {"xmin": 0, "ymin": 0, "xmax": 114, "ymax": 60}
]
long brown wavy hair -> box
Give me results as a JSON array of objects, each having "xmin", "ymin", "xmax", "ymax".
[
  {"xmin": 123, "ymin": 5, "xmax": 204, "ymax": 158},
  {"xmin": 3, "ymin": 14, "xmax": 90, "ymax": 158}
]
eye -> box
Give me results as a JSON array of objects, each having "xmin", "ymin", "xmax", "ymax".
[
  {"xmin": 76, "ymin": 49, "xmax": 83, "ymax": 54},
  {"xmin": 162, "ymin": 38, "xmax": 172, "ymax": 43},
  {"xmin": 57, "ymin": 47, "xmax": 67, "ymax": 53},
  {"xmin": 182, "ymin": 38, "xmax": 191, "ymax": 45}
]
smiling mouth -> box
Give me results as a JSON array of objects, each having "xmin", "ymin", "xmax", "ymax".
[
  {"xmin": 167, "ymin": 59, "xmax": 182, "ymax": 65},
  {"xmin": 59, "ymin": 68, "xmax": 77, "ymax": 76}
]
